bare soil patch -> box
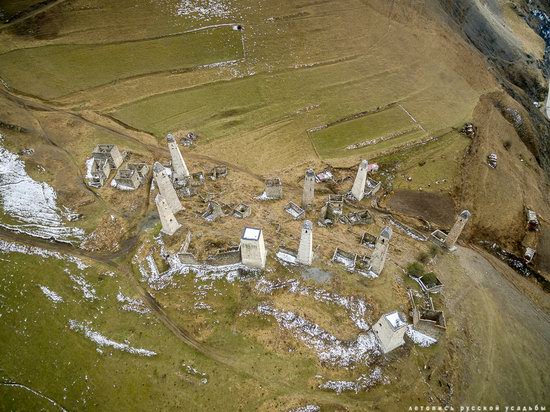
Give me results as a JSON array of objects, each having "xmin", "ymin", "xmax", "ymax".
[{"xmin": 387, "ymin": 189, "xmax": 455, "ymax": 228}]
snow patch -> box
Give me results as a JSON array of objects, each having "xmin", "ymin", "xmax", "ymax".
[
  {"xmin": 0, "ymin": 139, "xmax": 84, "ymax": 242},
  {"xmin": 319, "ymin": 367, "xmax": 388, "ymax": 394},
  {"xmin": 0, "ymin": 239, "xmax": 88, "ymax": 270},
  {"xmin": 117, "ymin": 291, "xmax": 151, "ymax": 314},
  {"xmin": 69, "ymin": 274, "xmax": 97, "ymax": 301},
  {"xmin": 256, "ymin": 303, "xmax": 380, "ymax": 367},
  {"xmin": 68, "ymin": 320, "xmax": 157, "ymax": 357},
  {"xmin": 177, "ymin": 0, "xmax": 234, "ymax": 20},
  {"xmin": 406, "ymin": 325, "xmax": 437, "ymax": 347},
  {"xmin": 39, "ymin": 285, "xmax": 63, "ymax": 303}
]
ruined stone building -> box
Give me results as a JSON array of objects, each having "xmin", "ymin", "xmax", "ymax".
[
  {"xmin": 264, "ymin": 178, "xmax": 283, "ymax": 199},
  {"xmin": 155, "ymin": 194, "xmax": 181, "ymax": 236},
  {"xmin": 369, "ymin": 226, "xmax": 392, "ymax": 276},
  {"xmin": 88, "ymin": 157, "xmax": 111, "ymax": 188},
  {"xmin": 350, "ymin": 160, "xmax": 369, "ymax": 201},
  {"xmin": 284, "ymin": 201, "xmax": 305, "ymax": 220},
  {"xmin": 233, "ymin": 203, "xmax": 251, "ymax": 219},
  {"xmin": 166, "ymin": 134, "xmax": 190, "ymax": 187},
  {"xmin": 372, "ymin": 311, "xmax": 407, "ymax": 354},
  {"xmin": 87, "ymin": 144, "xmax": 125, "ymax": 188},
  {"xmin": 297, "ymin": 220, "xmax": 313, "ymax": 265},
  {"xmin": 526, "ymin": 209, "xmax": 539, "ymax": 231},
  {"xmin": 92, "ymin": 144, "xmax": 124, "ymax": 169},
  {"xmin": 209, "ymin": 165, "xmax": 228, "ymax": 180},
  {"xmin": 444, "ymin": 210, "xmax": 470, "ymax": 250},
  {"xmin": 240, "ymin": 227, "xmax": 266, "ymax": 269},
  {"xmin": 153, "ymin": 161, "xmax": 183, "ymax": 213},
  {"xmin": 301, "ymin": 169, "xmax": 315, "ymax": 209},
  {"xmin": 113, "ymin": 163, "xmax": 149, "ymax": 190},
  {"xmin": 319, "ymin": 194, "xmax": 344, "ymax": 225}
]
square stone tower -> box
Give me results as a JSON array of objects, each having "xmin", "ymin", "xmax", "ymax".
[
  {"xmin": 296, "ymin": 220, "xmax": 313, "ymax": 265},
  {"xmin": 372, "ymin": 311, "xmax": 407, "ymax": 354},
  {"xmin": 240, "ymin": 227, "xmax": 266, "ymax": 269},
  {"xmin": 153, "ymin": 161, "xmax": 183, "ymax": 213},
  {"xmin": 166, "ymin": 134, "xmax": 190, "ymax": 186},
  {"xmin": 444, "ymin": 210, "xmax": 470, "ymax": 251},
  {"xmin": 155, "ymin": 194, "xmax": 181, "ymax": 236},
  {"xmin": 350, "ymin": 160, "xmax": 369, "ymax": 201},
  {"xmin": 369, "ymin": 226, "xmax": 392, "ymax": 276},
  {"xmin": 301, "ymin": 169, "xmax": 315, "ymax": 209}
]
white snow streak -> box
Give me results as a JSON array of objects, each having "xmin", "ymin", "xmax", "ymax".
[{"xmin": 68, "ymin": 320, "xmax": 157, "ymax": 357}]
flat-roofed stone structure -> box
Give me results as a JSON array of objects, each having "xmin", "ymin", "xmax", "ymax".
[
  {"xmin": 240, "ymin": 227, "xmax": 266, "ymax": 269},
  {"xmin": 372, "ymin": 311, "xmax": 407, "ymax": 354}
]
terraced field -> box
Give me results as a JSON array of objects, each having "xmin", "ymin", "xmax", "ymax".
[
  {"xmin": 0, "ymin": 25, "xmax": 244, "ymax": 98},
  {"xmin": 308, "ymin": 105, "xmax": 428, "ymax": 159}
]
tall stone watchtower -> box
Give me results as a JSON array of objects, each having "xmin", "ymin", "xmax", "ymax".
[
  {"xmin": 155, "ymin": 194, "xmax": 181, "ymax": 236},
  {"xmin": 301, "ymin": 169, "xmax": 315, "ymax": 209},
  {"xmin": 166, "ymin": 134, "xmax": 190, "ymax": 187},
  {"xmin": 240, "ymin": 227, "xmax": 267, "ymax": 269},
  {"xmin": 297, "ymin": 220, "xmax": 313, "ymax": 265},
  {"xmin": 444, "ymin": 210, "xmax": 471, "ymax": 251},
  {"xmin": 369, "ymin": 226, "xmax": 392, "ymax": 276},
  {"xmin": 153, "ymin": 162, "xmax": 183, "ymax": 213},
  {"xmin": 351, "ymin": 160, "xmax": 369, "ymax": 201},
  {"xmin": 372, "ymin": 311, "xmax": 407, "ymax": 354}
]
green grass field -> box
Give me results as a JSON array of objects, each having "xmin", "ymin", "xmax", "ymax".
[
  {"xmin": 0, "ymin": 26, "xmax": 243, "ymax": 99},
  {"xmin": 309, "ymin": 106, "xmax": 427, "ymax": 159},
  {"xmin": 378, "ymin": 130, "xmax": 471, "ymax": 192},
  {"xmin": 0, "ymin": 243, "xmax": 395, "ymax": 411}
]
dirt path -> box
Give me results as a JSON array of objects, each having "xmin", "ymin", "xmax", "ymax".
[{"xmin": 435, "ymin": 246, "xmax": 550, "ymax": 405}]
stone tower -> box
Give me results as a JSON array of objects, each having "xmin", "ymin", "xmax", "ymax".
[
  {"xmin": 240, "ymin": 227, "xmax": 267, "ymax": 269},
  {"xmin": 301, "ymin": 169, "xmax": 315, "ymax": 209},
  {"xmin": 369, "ymin": 226, "xmax": 392, "ymax": 276},
  {"xmin": 351, "ymin": 160, "xmax": 369, "ymax": 201},
  {"xmin": 155, "ymin": 194, "xmax": 181, "ymax": 236},
  {"xmin": 297, "ymin": 220, "xmax": 313, "ymax": 265},
  {"xmin": 444, "ymin": 210, "xmax": 471, "ymax": 251},
  {"xmin": 153, "ymin": 162, "xmax": 183, "ymax": 213},
  {"xmin": 372, "ymin": 311, "xmax": 407, "ymax": 354},
  {"xmin": 166, "ymin": 134, "xmax": 190, "ymax": 186}
]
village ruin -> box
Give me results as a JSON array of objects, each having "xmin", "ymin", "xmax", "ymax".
[{"xmin": 85, "ymin": 133, "xmax": 474, "ymax": 361}]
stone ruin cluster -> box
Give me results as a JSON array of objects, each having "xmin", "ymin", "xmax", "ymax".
[
  {"xmin": 83, "ymin": 136, "xmax": 479, "ymax": 354},
  {"xmin": 84, "ymin": 137, "xmax": 473, "ymax": 277},
  {"xmin": 86, "ymin": 144, "xmax": 149, "ymax": 190}
]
